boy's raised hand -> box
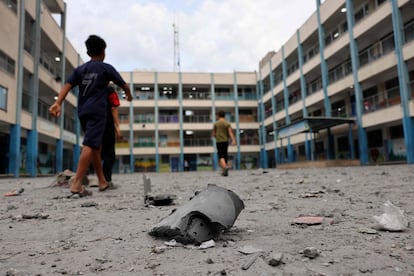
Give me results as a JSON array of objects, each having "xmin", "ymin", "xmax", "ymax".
[{"xmin": 49, "ymin": 103, "xmax": 61, "ymax": 117}]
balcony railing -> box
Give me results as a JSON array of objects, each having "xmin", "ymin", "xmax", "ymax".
[
  {"xmin": 362, "ymin": 85, "xmax": 404, "ymax": 113},
  {"xmin": 183, "ymin": 115, "xmax": 211, "ymax": 123},
  {"xmin": 184, "ymin": 138, "xmax": 213, "ymax": 147}
]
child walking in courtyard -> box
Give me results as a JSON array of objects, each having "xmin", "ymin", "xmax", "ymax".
[
  {"xmin": 212, "ymin": 110, "xmax": 236, "ymax": 176},
  {"xmin": 49, "ymin": 35, "xmax": 132, "ymax": 196}
]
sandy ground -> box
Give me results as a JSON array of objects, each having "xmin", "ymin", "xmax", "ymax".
[{"xmin": 0, "ymin": 164, "xmax": 413, "ymax": 276}]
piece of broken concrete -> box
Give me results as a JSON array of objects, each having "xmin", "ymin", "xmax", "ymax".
[
  {"xmin": 149, "ymin": 184, "xmax": 244, "ymax": 244},
  {"xmin": 292, "ymin": 216, "xmax": 324, "ymax": 225}
]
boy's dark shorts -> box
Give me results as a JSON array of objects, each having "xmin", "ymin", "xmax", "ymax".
[
  {"xmin": 216, "ymin": 142, "xmax": 229, "ymax": 162},
  {"xmin": 79, "ymin": 115, "xmax": 106, "ymax": 149}
]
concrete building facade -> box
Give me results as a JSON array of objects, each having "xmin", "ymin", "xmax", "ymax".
[{"xmin": 0, "ymin": 0, "xmax": 413, "ymax": 176}]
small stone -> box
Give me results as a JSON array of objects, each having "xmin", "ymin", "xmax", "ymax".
[
  {"xmin": 303, "ymin": 247, "xmax": 319, "ymax": 259},
  {"xmin": 206, "ymin": 258, "xmax": 214, "ymax": 264},
  {"xmin": 267, "ymin": 253, "xmax": 283, "ymax": 266}
]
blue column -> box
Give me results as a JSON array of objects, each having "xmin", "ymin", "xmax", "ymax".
[
  {"xmin": 257, "ymin": 70, "xmax": 268, "ymax": 168},
  {"xmin": 57, "ymin": 2, "xmax": 68, "ymax": 173},
  {"xmin": 27, "ymin": 0, "xmax": 41, "ymax": 176},
  {"xmin": 129, "ymin": 72, "xmax": 134, "ymax": 173},
  {"xmin": 297, "ymin": 30, "xmax": 312, "ymax": 161},
  {"xmin": 211, "ymin": 73, "xmax": 218, "ymax": 171},
  {"xmin": 391, "ymin": 0, "xmax": 414, "ymax": 163},
  {"xmin": 305, "ymin": 133, "xmax": 312, "ymax": 160},
  {"xmin": 154, "ymin": 72, "xmax": 160, "ymax": 172},
  {"xmin": 268, "ymin": 60, "xmax": 277, "ymax": 168},
  {"xmin": 281, "ymin": 47, "xmax": 294, "ymax": 162},
  {"xmin": 56, "ymin": 139, "xmax": 63, "ymax": 171},
  {"xmin": 27, "ymin": 129, "xmax": 38, "ymax": 175},
  {"xmin": 9, "ymin": 125, "xmax": 21, "ymax": 176},
  {"xmin": 348, "ymin": 124, "xmax": 355, "ymax": 159},
  {"xmin": 346, "ymin": 0, "xmax": 368, "ymax": 164},
  {"xmin": 178, "ymin": 72, "xmax": 184, "ymax": 172},
  {"xmin": 10, "ymin": 0, "xmax": 25, "ymax": 177},
  {"xmin": 327, "ymin": 128, "xmax": 334, "ymax": 160},
  {"xmin": 316, "ymin": 0, "xmax": 331, "ymax": 117},
  {"xmin": 233, "ymin": 71, "xmax": 241, "ymax": 170}
]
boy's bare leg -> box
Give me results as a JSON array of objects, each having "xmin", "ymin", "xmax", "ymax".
[
  {"xmin": 91, "ymin": 148, "xmax": 108, "ymax": 190},
  {"xmin": 70, "ymin": 146, "xmax": 93, "ymax": 193},
  {"xmin": 219, "ymin": 158, "xmax": 227, "ymax": 173}
]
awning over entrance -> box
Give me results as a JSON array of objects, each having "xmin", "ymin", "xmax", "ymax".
[{"xmin": 277, "ymin": 117, "xmax": 355, "ymax": 139}]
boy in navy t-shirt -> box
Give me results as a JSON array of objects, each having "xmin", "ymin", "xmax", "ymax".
[{"xmin": 49, "ymin": 35, "xmax": 132, "ymax": 196}]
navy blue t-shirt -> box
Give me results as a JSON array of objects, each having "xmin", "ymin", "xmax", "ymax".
[{"xmin": 67, "ymin": 60, "xmax": 126, "ymax": 117}]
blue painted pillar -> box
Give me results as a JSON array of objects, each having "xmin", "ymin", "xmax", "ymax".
[
  {"xmin": 391, "ymin": 0, "xmax": 414, "ymax": 163},
  {"xmin": 349, "ymin": 124, "xmax": 355, "ymax": 159},
  {"xmin": 9, "ymin": 125, "xmax": 21, "ymax": 176},
  {"xmin": 233, "ymin": 71, "xmax": 241, "ymax": 170},
  {"xmin": 26, "ymin": 130, "xmax": 38, "ymax": 175},
  {"xmin": 297, "ymin": 30, "xmax": 312, "ymax": 161},
  {"xmin": 281, "ymin": 47, "xmax": 294, "ymax": 162},
  {"xmin": 128, "ymin": 72, "xmax": 134, "ymax": 173},
  {"xmin": 211, "ymin": 73, "xmax": 218, "ymax": 171},
  {"xmin": 268, "ymin": 60, "xmax": 277, "ymax": 168},
  {"xmin": 346, "ymin": 0, "xmax": 368, "ymax": 164},
  {"xmin": 316, "ymin": 0, "xmax": 331, "ymax": 117},
  {"xmin": 178, "ymin": 71, "xmax": 184, "ymax": 172},
  {"xmin": 56, "ymin": 139, "xmax": 63, "ymax": 171},
  {"xmin": 154, "ymin": 72, "xmax": 160, "ymax": 172},
  {"xmin": 305, "ymin": 133, "xmax": 312, "ymax": 160},
  {"xmin": 27, "ymin": 0, "xmax": 41, "ymax": 176},
  {"xmin": 57, "ymin": 2, "xmax": 68, "ymax": 173},
  {"xmin": 257, "ymin": 70, "xmax": 267, "ymax": 168},
  {"xmin": 327, "ymin": 128, "xmax": 335, "ymax": 160}
]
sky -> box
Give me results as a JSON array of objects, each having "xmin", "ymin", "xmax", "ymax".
[{"xmin": 63, "ymin": 0, "xmax": 317, "ymax": 73}]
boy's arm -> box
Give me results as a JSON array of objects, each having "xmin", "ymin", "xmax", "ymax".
[
  {"xmin": 49, "ymin": 83, "xmax": 73, "ymax": 117},
  {"xmin": 228, "ymin": 126, "xmax": 236, "ymax": 146},
  {"xmin": 111, "ymin": 106, "xmax": 121, "ymax": 139},
  {"xmin": 122, "ymin": 83, "xmax": 133, "ymax": 101}
]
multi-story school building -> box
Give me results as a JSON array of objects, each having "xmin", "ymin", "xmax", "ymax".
[{"xmin": 1, "ymin": 0, "xmax": 413, "ymax": 177}]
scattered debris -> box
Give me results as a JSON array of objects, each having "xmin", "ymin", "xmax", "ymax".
[
  {"xmin": 151, "ymin": 246, "xmax": 167, "ymax": 254},
  {"xmin": 302, "ymin": 247, "xmax": 320, "ymax": 259},
  {"xmin": 373, "ymin": 200, "xmax": 409, "ymax": 232},
  {"xmin": 238, "ymin": 245, "xmax": 264, "ymax": 255},
  {"xmin": 4, "ymin": 187, "xmax": 24, "ymax": 197},
  {"xmin": 357, "ymin": 227, "xmax": 378, "ymax": 235},
  {"xmin": 241, "ymin": 252, "xmax": 262, "ymax": 270},
  {"xmin": 14, "ymin": 213, "xmax": 49, "ymax": 220},
  {"xmin": 292, "ymin": 216, "xmax": 324, "ymax": 225},
  {"xmin": 149, "ymin": 184, "xmax": 244, "ymax": 244},
  {"xmin": 49, "ymin": 169, "xmax": 88, "ymax": 187},
  {"xmin": 300, "ymin": 190, "xmax": 325, "ymax": 198},
  {"xmin": 199, "ymin": 239, "xmax": 215, "ymax": 249},
  {"xmin": 164, "ymin": 239, "xmax": 182, "ymax": 247},
  {"xmin": 81, "ymin": 202, "xmax": 98, "ymax": 208},
  {"xmin": 267, "ymin": 253, "xmax": 284, "ymax": 266},
  {"xmin": 143, "ymin": 175, "xmax": 176, "ymax": 206}
]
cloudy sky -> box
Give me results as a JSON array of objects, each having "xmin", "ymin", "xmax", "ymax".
[{"xmin": 64, "ymin": 0, "xmax": 317, "ymax": 73}]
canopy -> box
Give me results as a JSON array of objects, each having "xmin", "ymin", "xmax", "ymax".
[{"xmin": 277, "ymin": 117, "xmax": 355, "ymax": 139}]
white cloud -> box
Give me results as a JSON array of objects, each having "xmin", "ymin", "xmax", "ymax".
[{"xmin": 65, "ymin": 0, "xmax": 316, "ymax": 72}]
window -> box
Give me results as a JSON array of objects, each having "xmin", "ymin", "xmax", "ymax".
[
  {"xmin": 0, "ymin": 49, "xmax": 15, "ymax": 75},
  {"xmin": 0, "ymin": 86, "xmax": 7, "ymax": 110}
]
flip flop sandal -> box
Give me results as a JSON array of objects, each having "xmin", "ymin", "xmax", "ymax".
[
  {"xmin": 70, "ymin": 188, "xmax": 93, "ymax": 197},
  {"xmin": 99, "ymin": 183, "xmax": 110, "ymax": 192}
]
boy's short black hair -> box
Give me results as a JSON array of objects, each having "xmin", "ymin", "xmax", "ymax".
[
  {"xmin": 85, "ymin": 35, "xmax": 106, "ymax": 56},
  {"xmin": 218, "ymin": 110, "xmax": 225, "ymax": 118}
]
